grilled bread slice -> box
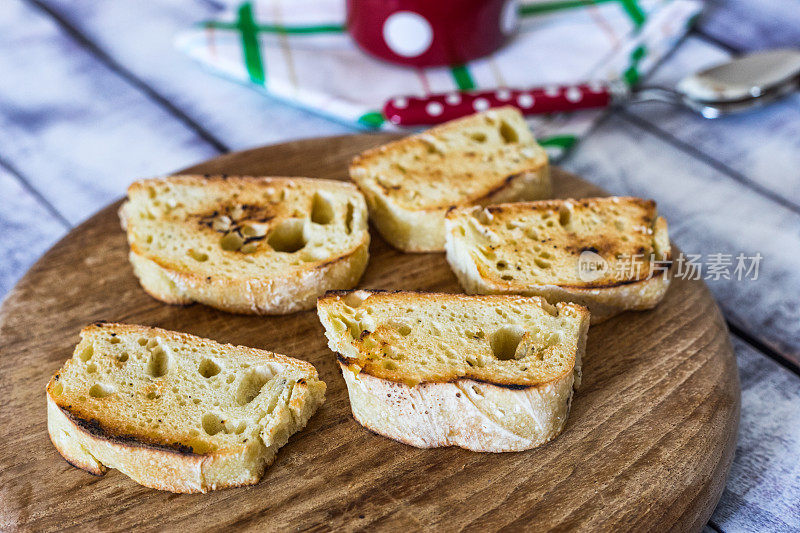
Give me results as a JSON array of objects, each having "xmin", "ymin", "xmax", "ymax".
[
  {"xmin": 445, "ymin": 197, "xmax": 672, "ymax": 323},
  {"xmin": 46, "ymin": 323, "xmax": 326, "ymax": 493},
  {"xmin": 317, "ymin": 291, "xmax": 589, "ymax": 452},
  {"xmin": 349, "ymin": 107, "xmax": 550, "ymax": 252},
  {"xmin": 120, "ymin": 175, "xmax": 370, "ymax": 314}
]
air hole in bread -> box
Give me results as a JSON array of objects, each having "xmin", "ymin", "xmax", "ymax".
[
  {"xmin": 344, "ymin": 291, "xmax": 368, "ymax": 308},
  {"xmin": 198, "ymin": 358, "xmax": 221, "ymax": 378},
  {"xmin": 241, "ymin": 222, "xmax": 268, "ymax": 238},
  {"xmin": 499, "ymin": 120, "xmax": 519, "ymax": 144},
  {"xmin": 52, "ymin": 382, "xmax": 64, "ymax": 396},
  {"xmin": 137, "ymin": 338, "xmax": 148, "ymax": 346},
  {"xmin": 86, "ymin": 363, "xmax": 97, "ymax": 374},
  {"xmin": 501, "ymin": 274, "xmax": 514, "ymax": 281},
  {"xmin": 420, "ymin": 137, "xmax": 443, "ymax": 155},
  {"xmin": 479, "ymin": 247, "xmax": 496, "ymax": 261},
  {"xmin": 469, "ymin": 132, "xmax": 487, "ymax": 143},
  {"xmin": 311, "ymin": 192, "xmax": 335, "ymax": 225},
  {"xmin": 89, "ymin": 383, "xmax": 115, "ymax": 398},
  {"xmin": 236, "ymin": 367, "xmax": 273, "ymax": 405},
  {"xmin": 490, "ymin": 325, "xmax": 526, "ymax": 360},
  {"xmin": 268, "ymin": 219, "xmax": 306, "ymax": 253},
  {"xmin": 240, "ymin": 243, "xmax": 258, "ymax": 255},
  {"xmin": 188, "ymin": 248, "xmax": 209, "ymax": 262},
  {"xmin": 496, "ymin": 261, "xmax": 508, "ymax": 270},
  {"xmin": 146, "ymin": 344, "xmax": 171, "ymax": 378},
  {"xmin": 344, "ymin": 202, "xmax": 355, "ymax": 234},
  {"xmin": 466, "ymin": 357, "xmax": 484, "ymax": 368},
  {"xmin": 220, "ymin": 232, "xmax": 245, "ymax": 252},
  {"xmin": 559, "ymin": 205, "xmax": 573, "ymax": 227},
  {"xmin": 79, "ymin": 346, "xmax": 93, "ymax": 362},
  {"xmin": 146, "ymin": 391, "xmax": 159, "ymax": 400},
  {"xmin": 109, "ymin": 336, "xmax": 121, "ymax": 345},
  {"xmin": 202, "ymin": 413, "xmax": 225, "ymax": 436},
  {"xmin": 534, "ymin": 258, "xmax": 551, "ymax": 269}
]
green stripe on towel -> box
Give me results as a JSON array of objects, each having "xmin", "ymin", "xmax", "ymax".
[
  {"xmin": 450, "ymin": 65, "xmax": 476, "ymax": 91},
  {"xmin": 236, "ymin": 3, "xmax": 266, "ymax": 85},
  {"xmin": 519, "ymin": 0, "xmax": 646, "ymax": 27},
  {"xmin": 538, "ymin": 135, "xmax": 578, "ymax": 150},
  {"xmin": 203, "ymin": 21, "xmax": 345, "ymax": 34},
  {"xmin": 357, "ymin": 111, "xmax": 386, "ymax": 129},
  {"xmin": 619, "ymin": 0, "xmax": 646, "ymax": 27}
]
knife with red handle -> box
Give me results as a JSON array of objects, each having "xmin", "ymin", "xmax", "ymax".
[{"xmin": 383, "ymin": 82, "xmax": 627, "ymax": 126}]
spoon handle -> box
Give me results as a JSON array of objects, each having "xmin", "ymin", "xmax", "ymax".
[{"xmin": 383, "ymin": 82, "xmax": 626, "ymax": 126}]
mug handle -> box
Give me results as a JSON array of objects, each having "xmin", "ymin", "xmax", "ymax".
[{"xmin": 382, "ymin": 82, "xmax": 628, "ymax": 126}]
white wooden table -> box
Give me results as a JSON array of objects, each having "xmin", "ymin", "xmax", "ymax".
[{"xmin": 1, "ymin": 1, "xmax": 799, "ymax": 531}]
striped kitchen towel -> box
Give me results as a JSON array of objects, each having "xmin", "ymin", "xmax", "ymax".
[{"xmin": 176, "ymin": 0, "xmax": 701, "ymax": 159}]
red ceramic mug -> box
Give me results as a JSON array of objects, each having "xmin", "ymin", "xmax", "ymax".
[{"xmin": 346, "ymin": 0, "xmax": 519, "ymax": 68}]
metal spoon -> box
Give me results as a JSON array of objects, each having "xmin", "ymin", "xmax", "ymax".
[{"xmin": 384, "ymin": 48, "xmax": 800, "ymax": 126}]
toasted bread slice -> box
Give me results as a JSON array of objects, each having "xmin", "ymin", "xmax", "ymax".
[
  {"xmin": 444, "ymin": 197, "xmax": 672, "ymax": 323},
  {"xmin": 349, "ymin": 107, "xmax": 550, "ymax": 252},
  {"xmin": 46, "ymin": 323, "xmax": 326, "ymax": 493},
  {"xmin": 120, "ymin": 175, "xmax": 370, "ymax": 314},
  {"xmin": 317, "ymin": 291, "xmax": 589, "ymax": 452}
]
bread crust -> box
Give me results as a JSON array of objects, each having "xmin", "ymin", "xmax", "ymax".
[
  {"xmin": 46, "ymin": 323, "xmax": 326, "ymax": 493},
  {"xmin": 122, "ymin": 176, "xmax": 371, "ymax": 314},
  {"xmin": 338, "ymin": 361, "xmax": 576, "ymax": 452}
]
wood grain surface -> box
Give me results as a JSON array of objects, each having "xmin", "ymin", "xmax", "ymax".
[{"xmin": 0, "ymin": 134, "xmax": 740, "ymax": 532}]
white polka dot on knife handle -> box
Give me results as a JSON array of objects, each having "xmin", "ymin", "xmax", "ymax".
[
  {"xmin": 517, "ymin": 93, "xmax": 534, "ymax": 108},
  {"xmin": 446, "ymin": 93, "xmax": 461, "ymax": 105},
  {"xmin": 544, "ymin": 86, "xmax": 560, "ymax": 96},
  {"xmin": 426, "ymin": 102, "xmax": 444, "ymax": 116},
  {"xmin": 393, "ymin": 97, "xmax": 408, "ymax": 109},
  {"xmin": 497, "ymin": 89, "xmax": 511, "ymax": 101},
  {"xmin": 473, "ymin": 98, "xmax": 490, "ymax": 111},
  {"xmin": 566, "ymin": 87, "xmax": 582, "ymax": 102}
]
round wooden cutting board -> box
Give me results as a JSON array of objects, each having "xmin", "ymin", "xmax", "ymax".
[{"xmin": 0, "ymin": 134, "xmax": 739, "ymax": 532}]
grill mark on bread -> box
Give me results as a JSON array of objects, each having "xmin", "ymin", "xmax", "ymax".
[{"xmin": 60, "ymin": 404, "xmax": 199, "ymax": 456}]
